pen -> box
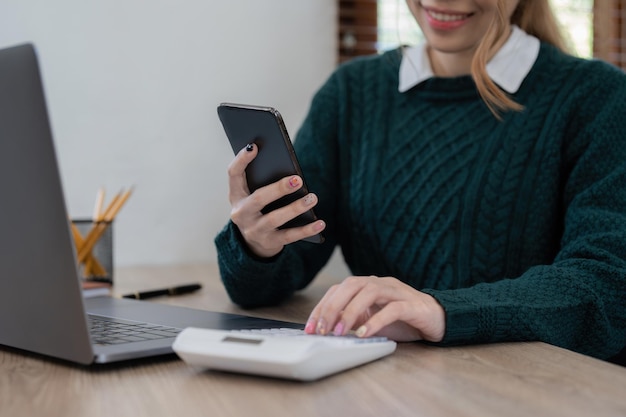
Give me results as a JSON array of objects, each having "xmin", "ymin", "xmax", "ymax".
[
  {"xmin": 122, "ymin": 283, "xmax": 202, "ymax": 300},
  {"xmin": 85, "ymin": 277, "xmax": 113, "ymax": 284}
]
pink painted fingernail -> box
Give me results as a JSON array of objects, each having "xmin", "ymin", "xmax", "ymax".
[
  {"xmin": 303, "ymin": 194, "xmax": 315, "ymax": 205},
  {"xmin": 333, "ymin": 321, "xmax": 344, "ymax": 336},
  {"xmin": 289, "ymin": 176, "xmax": 301, "ymax": 188},
  {"xmin": 304, "ymin": 319, "xmax": 316, "ymax": 334}
]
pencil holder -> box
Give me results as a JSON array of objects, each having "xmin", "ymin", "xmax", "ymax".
[{"xmin": 72, "ymin": 219, "xmax": 114, "ymax": 284}]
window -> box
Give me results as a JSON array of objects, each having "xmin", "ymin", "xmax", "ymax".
[
  {"xmin": 551, "ymin": 0, "xmax": 594, "ymax": 57},
  {"xmin": 377, "ymin": 0, "xmax": 423, "ymax": 51}
]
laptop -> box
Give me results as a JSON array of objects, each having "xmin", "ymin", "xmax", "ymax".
[{"xmin": 0, "ymin": 43, "xmax": 302, "ymax": 365}]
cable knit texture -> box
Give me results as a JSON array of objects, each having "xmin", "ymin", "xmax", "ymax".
[{"xmin": 215, "ymin": 44, "xmax": 626, "ymax": 359}]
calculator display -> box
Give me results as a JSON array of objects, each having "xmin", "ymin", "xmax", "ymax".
[{"xmin": 222, "ymin": 336, "xmax": 263, "ymax": 345}]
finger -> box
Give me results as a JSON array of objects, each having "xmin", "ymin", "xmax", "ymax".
[
  {"xmin": 331, "ymin": 278, "xmax": 394, "ymax": 336},
  {"xmin": 275, "ymin": 218, "xmax": 326, "ymax": 245},
  {"xmin": 259, "ymin": 191, "xmax": 323, "ymax": 232},
  {"xmin": 236, "ymin": 215, "xmax": 325, "ymax": 256},
  {"xmin": 313, "ymin": 276, "xmax": 374, "ymax": 335},
  {"xmin": 231, "ymin": 175, "xmax": 305, "ymax": 234},
  {"xmin": 353, "ymin": 301, "xmax": 409, "ymax": 339},
  {"xmin": 355, "ymin": 292, "xmax": 444, "ymax": 342},
  {"xmin": 305, "ymin": 284, "xmax": 340, "ymax": 334},
  {"xmin": 230, "ymin": 187, "xmax": 325, "ymax": 259},
  {"xmin": 243, "ymin": 175, "xmax": 305, "ymax": 215},
  {"xmin": 228, "ymin": 143, "xmax": 257, "ymax": 203}
]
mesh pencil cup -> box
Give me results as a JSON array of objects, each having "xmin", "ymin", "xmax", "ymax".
[{"xmin": 72, "ymin": 219, "xmax": 114, "ymax": 283}]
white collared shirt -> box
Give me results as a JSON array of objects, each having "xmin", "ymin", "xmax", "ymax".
[{"xmin": 398, "ymin": 26, "xmax": 540, "ymax": 94}]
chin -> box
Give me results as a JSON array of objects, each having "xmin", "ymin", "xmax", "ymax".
[{"xmin": 425, "ymin": 38, "xmax": 477, "ymax": 55}]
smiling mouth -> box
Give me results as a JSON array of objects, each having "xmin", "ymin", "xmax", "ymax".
[
  {"xmin": 423, "ymin": 6, "xmax": 473, "ymax": 23},
  {"xmin": 426, "ymin": 10, "xmax": 471, "ymax": 22}
]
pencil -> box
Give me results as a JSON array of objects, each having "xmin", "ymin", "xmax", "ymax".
[
  {"xmin": 93, "ymin": 187, "xmax": 105, "ymax": 222},
  {"xmin": 103, "ymin": 187, "xmax": 133, "ymax": 222},
  {"xmin": 83, "ymin": 187, "xmax": 106, "ymax": 276}
]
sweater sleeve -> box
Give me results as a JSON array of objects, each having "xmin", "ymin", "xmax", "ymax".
[
  {"xmin": 424, "ymin": 62, "xmax": 626, "ymax": 359},
  {"xmin": 214, "ymin": 74, "xmax": 341, "ymax": 308}
]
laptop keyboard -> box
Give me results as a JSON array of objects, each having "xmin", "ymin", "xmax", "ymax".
[{"xmin": 88, "ymin": 314, "xmax": 182, "ymax": 346}]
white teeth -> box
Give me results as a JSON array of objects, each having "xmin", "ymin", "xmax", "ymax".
[{"xmin": 428, "ymin": 11, "xmax": 467, "ymax": 22}]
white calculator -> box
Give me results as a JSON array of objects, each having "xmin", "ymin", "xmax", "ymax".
[{"xmin": 173, "ymin": 327, "xmax": 397, "ymax": 381}]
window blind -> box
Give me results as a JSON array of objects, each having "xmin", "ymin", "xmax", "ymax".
[{"xmin": 338, "ymin": 0, "xmax": 378, "ymax": 63}]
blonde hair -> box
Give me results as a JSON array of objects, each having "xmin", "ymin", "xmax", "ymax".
[{"xmin": 472, "ymin": 0, "xmax": 569, "ymax": 117}]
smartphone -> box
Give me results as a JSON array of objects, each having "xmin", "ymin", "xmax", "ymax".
[{"xmin": 217, "ymin": 102, "xmax": 324, "ymax": 244}]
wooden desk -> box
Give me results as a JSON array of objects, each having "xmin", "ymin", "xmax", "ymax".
[{"xmin": 1, "ymin": 264, "xmax": 625, "ymax": 417}]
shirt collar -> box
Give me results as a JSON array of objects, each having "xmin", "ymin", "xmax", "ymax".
[{"xmin": 398, "ymin": 26, "xmax": 540, "ymax": 94}]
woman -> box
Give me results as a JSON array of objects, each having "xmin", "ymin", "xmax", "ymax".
[{"xmin": 215, "ymin": 0, "xmax": 626, "ymax": 361}]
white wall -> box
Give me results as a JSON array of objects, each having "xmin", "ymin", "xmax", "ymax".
[{"xmin": 0, "ymin": 0, "xmax": 349, "ymax": 277}]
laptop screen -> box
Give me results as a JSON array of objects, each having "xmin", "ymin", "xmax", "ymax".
[{"xmin": 0, "ymin": 43, "xmax": 94, "ymax": 364}]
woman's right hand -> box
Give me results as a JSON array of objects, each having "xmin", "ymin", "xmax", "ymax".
[{"xmin": 227, "ymin": 143, "xmax": 326, "ymax": 258}]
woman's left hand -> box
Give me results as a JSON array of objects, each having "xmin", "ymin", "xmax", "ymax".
[{"xmin": 304, "ymin": 276, "xmax": 446, "ymax": 342}]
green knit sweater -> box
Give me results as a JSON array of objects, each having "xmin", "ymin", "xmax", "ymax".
[{"xmin": 215, "ymin": 44, "xmax": 626, "ymax": 359}]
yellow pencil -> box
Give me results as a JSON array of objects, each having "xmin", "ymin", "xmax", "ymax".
[{"xmin": 93, "ymin": 187, "xmax": 105, "ymax": 222}]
